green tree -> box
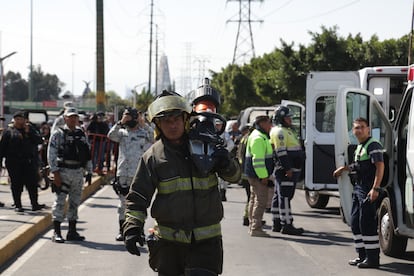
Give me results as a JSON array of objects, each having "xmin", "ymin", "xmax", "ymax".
[
  {"xmin": 5, "ymin": 65, "xmax": 63, "ymax": 101},
  {"xmin": 30, "ymin": 65, "xmax": 63, "ymax": 101},
  {"xmin": 4, "ymin": 71, "xmax": 28, "ymax": 101},
  {"xmin": 135, "ymin": 89, "xmax": 155, "ymax": 112},
  {"xmin": 211, "ymin": 25, "xmax": 409, "ymax": 118}
]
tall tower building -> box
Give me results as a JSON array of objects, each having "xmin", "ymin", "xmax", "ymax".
[{"xmin": 157, "ymin": 54, "xmax": 171, "ymax": 93}]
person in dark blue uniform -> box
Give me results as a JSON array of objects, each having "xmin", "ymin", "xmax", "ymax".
[
  {"xmin": 333, "ymin": 117, "xmax": 384, "ymax": 269},
  {"xmin": 0, "ymin": 111, "xmax": 45, "ymax": 212}
]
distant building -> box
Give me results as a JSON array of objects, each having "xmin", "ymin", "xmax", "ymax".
[{"xmin": 156, "ymin": 54, "xmax": 171, "ymax": 94}]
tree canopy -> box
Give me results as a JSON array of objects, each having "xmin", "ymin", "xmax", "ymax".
[{"xmin": 211, "ymin": 26, "xmax": 410, "ymax": 118}]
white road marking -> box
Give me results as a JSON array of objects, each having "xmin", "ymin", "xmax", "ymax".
[{"xmin": 1, "ymin": 186, "xmax": 109, "ymax": 276}]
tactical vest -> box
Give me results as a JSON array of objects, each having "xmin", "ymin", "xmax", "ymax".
[{"xmin": 58, "ymin": 127, "xmax": 91, "ymax": 168}]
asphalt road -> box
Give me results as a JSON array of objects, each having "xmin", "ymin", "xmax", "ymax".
[{"xmin": 2, "ymin": 184, "xmax": 414, "ymax": 276}]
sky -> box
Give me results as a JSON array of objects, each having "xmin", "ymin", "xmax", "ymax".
[{"xmin": 0, "ymin": 0, "xmax": 413, "ymax": 100}]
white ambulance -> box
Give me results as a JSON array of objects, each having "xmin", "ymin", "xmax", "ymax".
[
  {"xmin": 334, "ymin": 65, "xmax": 414, "ymax": 257},
  {"xmin": 304, "ymin": 66, "xmax": 408, "ymax": 210}
]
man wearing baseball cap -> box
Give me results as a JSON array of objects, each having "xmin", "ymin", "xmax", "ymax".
[
  {"xmin": 0, "ymin": 110, "xmax": 44, "ymax": 212},
  {"xmin": 48, "ymin": 107, "xmax": 93, "ymax": 243}
]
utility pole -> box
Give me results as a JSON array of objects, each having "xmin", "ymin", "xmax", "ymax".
[
  {"xmin": 148, "ymin": 0, "xmax": 154, "ymax": 94},
  {"xmin": 96, "ymin": 0, "xmax": 106, "ymax": 111},
  {"xmin": 227, "ymin": 0, "xmax": 263, "ymax": 65},
  {"xmin": 155, "ymin": 24, "xmax": 159, "ymax": 96},
  {"xmin": 29, "ymin": 0, "xmax": 34, "ymax": 101},
  {"xmin": 0, "ymin": 51, "xmax": 17, "ymax": 128}
]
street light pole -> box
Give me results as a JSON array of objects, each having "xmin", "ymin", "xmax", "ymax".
[
  {"xmin": 72, "ymin": 53, "xmax": 75, "ymax": 94},
  {"xmin": 29, "ymin": 0, "xmax": 33, "ymax": 101},
  {"xmin": 0, "ymin": 51, "xmax": 17, "ymax": 128}
]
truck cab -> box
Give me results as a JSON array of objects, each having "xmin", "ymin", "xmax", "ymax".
[
  {"xmin": 334, "ymin": 67, "xmax": 414, "ymax": 256},
  {"xmin": 304, "ymin": 66, "xmax": 407, "ymax": 209}
]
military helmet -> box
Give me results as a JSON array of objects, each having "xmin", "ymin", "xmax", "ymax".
[
  {"xmin": 273, "ymin": 106, "xmax": 293, "ymax": 125},
  {"xmin": 147, "ymin": 90, "xmax": 192, "ymax": 123}
]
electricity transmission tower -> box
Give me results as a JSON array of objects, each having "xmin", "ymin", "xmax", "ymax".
[{"xmin": 227, "ymin": 0, "xmax": 263, "ymax": 65}]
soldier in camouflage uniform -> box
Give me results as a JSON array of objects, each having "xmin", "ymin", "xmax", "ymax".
[
  {"xmin": 107, "ymin": 107, "xmax": 153, "ymax": 241},
  {"xmin": 48, "ymin": 107, "xmax": 93, "ymax": 243}
]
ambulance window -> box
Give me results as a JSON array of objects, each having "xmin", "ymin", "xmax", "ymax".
[
  {"xmin": 389, "ymin": 76, "xmax": 408, "ymax": 117},
  {"xmin": 345, "ymin": 92, "xmax": 368, "ymax": 133},
  {"xmin": 315, "ymin": 96, "xmax": 335, "ymax": 133},
  {"xmin": 371, "ymin": 104, "xmax": 387, "ymax": 145}
]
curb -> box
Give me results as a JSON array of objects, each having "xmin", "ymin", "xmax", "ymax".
[{"xmin": 0, "ymin": 175, "xmax": 110, "ymax": 268}]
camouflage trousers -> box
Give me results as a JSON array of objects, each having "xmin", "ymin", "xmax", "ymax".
[
  {"xmin": 52, "ymin": 168, "xmax": 84, "ymax": 222},
  {"xmin": 117, "ymin": 176, "xmax": 133, "ymax": 221}
]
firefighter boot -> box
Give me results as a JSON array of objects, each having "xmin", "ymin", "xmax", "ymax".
[
  {"xmin": 66, "ymin": 220, "xmax": 85, "ymax": 241},
  {"xmin": 52, "ymin": 221, "xmax": 65, "ymax": 243},
  {"xmin": 281, "ymin": 224, "xmax": 304, "ymax": 235},
  {"xmin": 115, "ymin": 220, "xmax": 125, "ymax": 241}
]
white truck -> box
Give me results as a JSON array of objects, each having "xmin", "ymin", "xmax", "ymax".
[
  {"xmin": 334, "ymin": 65, "xmax": 414, "ymax": 257},
  {"xmin": 304, "ymin": 66, "xmax": 408, "ymax": 210},
  {"xmin": 237, "ymin": 101, "xmax": 305, "ymax": 137}
]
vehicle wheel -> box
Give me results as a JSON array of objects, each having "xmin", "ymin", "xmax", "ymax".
[
  {"xmin": 305, "ymin": 190, "xmax": 329, "ymax": 209},
  {"xmin": 378, "ymin": 197, "xmax": 408, "ymax": 257}
]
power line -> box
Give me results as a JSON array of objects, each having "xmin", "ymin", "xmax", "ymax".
[
  {"xmin": 262, "ymin": 0, "xmax": 293, "ymax": 18},
  {"xmin": 268, "ymin": 0, "xmax": 361, "ymax": 24}
]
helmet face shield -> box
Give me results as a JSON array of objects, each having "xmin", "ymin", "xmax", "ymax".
[{"xmin": 147, "ymin": 95, "xmax": 192, "ymax": 122}]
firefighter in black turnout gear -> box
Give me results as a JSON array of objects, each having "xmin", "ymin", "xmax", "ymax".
[
  {"xmin": 123, "ymin": 90, "xmax": 241, "ymax": 276},
  {"xmin": 333, "ymin": 117, "xmax": 383, "ymax": 269}
]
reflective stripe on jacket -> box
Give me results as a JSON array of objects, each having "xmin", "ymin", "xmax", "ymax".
[
  {"xmin": 270, "ymin": 125, "xmax": 303, "ymax": 170},
  {"xmin": 153, "ymin": 223, "xmax": 221, "ymax": 243},
  {"xmin": 244, "ymin": 129, "xmax": 274, "ymax": 179},
  {"xmin": 125, "ymin": 137, "xmax": 236, "ymax": 243}
]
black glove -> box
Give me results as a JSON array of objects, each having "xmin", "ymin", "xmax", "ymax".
[
  {"xmin": 212, "ymin": 147, "xmax": 231, "ymax": 170},
  {"xmin": 85, "ymin": 173, "xmax": 92, "ymax": 186},
  {"xmin": 124, "ymin": 230, "xmax": 145, "ymax": 256}
]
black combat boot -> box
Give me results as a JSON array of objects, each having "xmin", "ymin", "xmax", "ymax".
[
  {"xmin": 357, "ymin": 250, "xmax": 379, "ymax": 269},
  {"xmin": 349, "ymin": 249, "xmax": 366, "ymax": 266},
  {"xmin": 66, "ymin": 220, "xmax": 85, "ymax": 241},
  {"xmin": 272, "ymin": 219, "xmax": 282, "ymax": 232},
  {"xmin": 115, "ymin": 220, "xmax": 125, "ymax": 241},
  {"xmin": 281, "ymin": 224, "xmax": 304, "ymax": 235},
  {"xmin": 242, "ymin": 217, "xmax": 249, "ymax": 226},
  {"xmin": 52, "ymin": 221, "xmax": 65, "ymax": 243},
  {"xmin": 221, "ymin": 189, "xmax": 227, "ymax": 201},
  {"xmin": 357, "ymin": 258, "xmax": 380, "ymax": 269}
]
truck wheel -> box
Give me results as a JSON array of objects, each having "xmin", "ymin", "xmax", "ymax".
[
  {"xmin": 378, "ymin": 197, "xmax": 408, "ymax": 257},
  {"xmin": 305, "ymin": 191, "xmax": 329, "ymax": 209}
]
